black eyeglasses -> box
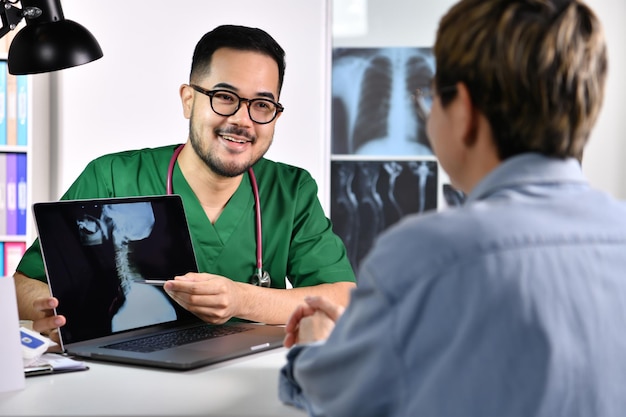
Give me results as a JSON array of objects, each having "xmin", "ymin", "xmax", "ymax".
[
  {"xmin": 413, "ymin": 85, "xmax": 457, "ymax": 120},
  {"xmin": 189, "ymin": 84, "xmax": 284, "ymax": 124}
]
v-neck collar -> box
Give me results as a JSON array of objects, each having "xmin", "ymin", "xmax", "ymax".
[{"xmin": 172, "ymin": 163, "xmax": 253, "ymax": 267}]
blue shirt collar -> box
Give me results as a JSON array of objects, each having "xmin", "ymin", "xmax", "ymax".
[{"xmin": 466, "ymin": 153, "xmax": 587, "ymax": 203}]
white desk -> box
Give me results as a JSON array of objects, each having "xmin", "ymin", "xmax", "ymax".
[{"xmin": 0, "ymin": 348, "xmax": 306, "ymax": 417}]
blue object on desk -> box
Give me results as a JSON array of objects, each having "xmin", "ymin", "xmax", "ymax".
[{"xmin": 21, "ymin": 330, "xmax": 46, "ymax": 349}]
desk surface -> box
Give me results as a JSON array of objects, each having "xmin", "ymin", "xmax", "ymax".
[{"xmin": 0, "ymin": 348, "xmax": 306, "ymax": 417}]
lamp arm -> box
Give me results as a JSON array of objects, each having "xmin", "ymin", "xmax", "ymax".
[{"xmin": 0, "ymin": 1, "xmax": 25, "ymax": 40}]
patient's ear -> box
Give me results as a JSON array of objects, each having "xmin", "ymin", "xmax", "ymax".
[{"xmin": 454, "ymin": 83, "xmax": 478, "ymax": 147}]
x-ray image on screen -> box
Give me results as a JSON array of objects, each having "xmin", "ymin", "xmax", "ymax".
[
  {"xmin": 331, "ymin": 159, "xmax": 438, "ymax": 271},
  {"xmin": 332, "ymin": 47, "xmax": 435, "ymax": 156},
  {"xmin": 81, "ymin": 202, "xmax": 178, "ymax": 333},
  {"xmin": 35, "ymin": 196, "xmax": 198, "ymax": 344}
]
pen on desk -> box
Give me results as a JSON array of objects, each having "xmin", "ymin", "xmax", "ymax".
[
  {"xmin": 134, "ymin": 279, "xmax": 169, "ymax": 286},
  {"xmin": 250, "ymin": 342, "xmax": 270, "ymax": 351}
]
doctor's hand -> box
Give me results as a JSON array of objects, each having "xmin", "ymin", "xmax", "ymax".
[
  {"xmin": 30, "ymin": 296, "xmax": 66, "ymax": 346},
  {"xmin": 163, "ymin": 273, "xmax": 245, "ymax": 325},
  {"xmin": 283, "ymin": 295, "xmax": 344, "ymax": 348}
]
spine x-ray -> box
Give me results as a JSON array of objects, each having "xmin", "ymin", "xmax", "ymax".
[{"xmin": 331, "ymin": 159, "xmax": 438, "ymax": 270}]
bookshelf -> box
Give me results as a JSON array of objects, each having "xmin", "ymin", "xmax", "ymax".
[{"xmin": 0, "ymin": 40, "xmax": 51, "ymax": 277}]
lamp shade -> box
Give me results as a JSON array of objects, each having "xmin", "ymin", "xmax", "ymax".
[{"xmin": 7, "ymin": 19, "xmax": 103, "ymax": 75}]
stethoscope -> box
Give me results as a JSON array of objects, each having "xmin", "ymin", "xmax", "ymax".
[{"xmin": 166, "ymin": 144, "xmax": 271, "ymax": 287}]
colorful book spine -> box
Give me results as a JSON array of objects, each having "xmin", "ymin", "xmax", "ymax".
[
  {"xmin": 4, "ymin": 241, "xmax": 25, "ymax": 276},
  {"xmin": 0, "ymin": 242, "xmax": 4, "ymax": 276},
  {"xmin": 6, "ymin": 73, "xmax": 16, "ymax": 146},
  {"xmin": 0, "ymin": 153, "xmax": 6, "ymax": 236},
  {"xmin": 16, "ymin": 153, "xmax": 26, "ymax": 235},
  {"xmin": 0, "ymin": 61, "xmax": 7, "ymax": 146},
  {"xmin": 16, "ymin": 75, "xmax": 27, "ymax": 146},
  {"xmin": 5, "ymin": 153, "xmax": 17, "ymax": 235}
]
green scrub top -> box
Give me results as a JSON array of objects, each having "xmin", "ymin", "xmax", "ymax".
[{"xmin": 18, "ymin": 145, "xmax": 356, "ymax": 289}]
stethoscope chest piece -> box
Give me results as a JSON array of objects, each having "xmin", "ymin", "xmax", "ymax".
[{"xmin": 251, "ymin": 270, "xmax": 271, "ymax": 287}]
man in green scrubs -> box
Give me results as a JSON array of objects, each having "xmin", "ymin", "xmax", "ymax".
[{"xmin": 15, "ymin": 25, "xmax": 356, "ymax": 338}]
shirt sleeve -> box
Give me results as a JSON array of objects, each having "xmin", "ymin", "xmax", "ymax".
[
  {"xmin": 278, "ymin": 267, "xmax": 404, "ymax": 416},
  {"xmin": 16, "ymin": 160, "xmax": 112, "ymax": 282}
]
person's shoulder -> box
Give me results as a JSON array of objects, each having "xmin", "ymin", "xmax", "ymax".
[
  {"xmin": 380, "ymin": 206, "xmax": 485, "ymax": 252},
  {"xmin": 89, "ymin": 144, "xmax": 179, "ymax": 164},
  {"xmin": 362, "ymin": 205, "xmax": 495, "ymax": 278},
  {"xmin": 254, "ymin": 158, "xmax": 315, "ymax": 183}
]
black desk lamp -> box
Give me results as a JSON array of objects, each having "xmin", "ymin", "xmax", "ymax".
[{"xmin": 0, "ymin": 0, "xmax": 102, "ymax": 75}]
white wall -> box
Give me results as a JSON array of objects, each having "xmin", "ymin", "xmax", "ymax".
[
  {"xmin": 50, "ymin": 0, "xmax": 626, "ymax": 204},
  {"xmin": 581, "ymin": 0, "xmax": 626, "ymax": 198},
  {"xmin": 51, "ymin": 0, "xmax": 332, "ymax": 207}
]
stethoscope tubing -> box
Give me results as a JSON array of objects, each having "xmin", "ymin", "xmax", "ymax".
[{"xmin": 166, "ymin": 143, "xmax": 267, "ymax": 285}]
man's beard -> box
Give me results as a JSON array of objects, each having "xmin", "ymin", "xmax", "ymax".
[{"xmin": 188, "ymin": 122, "xmax": 269, "ymax": 178}]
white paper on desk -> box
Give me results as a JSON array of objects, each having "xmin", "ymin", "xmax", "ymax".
[
  {"xmin": 0, "ymin": 277, "xmax": 26, "ymax": 392},
  {"xmin": 36, "ymin": 353, "xmax": 88, "ymax": 371}
]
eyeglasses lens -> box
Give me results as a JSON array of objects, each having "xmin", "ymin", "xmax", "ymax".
[{"xmin": 211, "ymin": 91, "xmax": 278, "ymax": 124}]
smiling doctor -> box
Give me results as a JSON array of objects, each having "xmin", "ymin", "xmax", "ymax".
[{"xmin": 14, "ymin": 24, "xmax": 356, "ymax": 340}]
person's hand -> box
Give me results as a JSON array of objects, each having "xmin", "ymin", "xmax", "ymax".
[
  {"xmin": 283, "ymin": 296, "xmax": 344, "ymax": 348},
  {"xmin": 30, "ymin": 297, "xmax": 66, "ymax": 345},
  {"xmin": 163, "ymin": 273, "xmax": 244, "ymax": 324}
]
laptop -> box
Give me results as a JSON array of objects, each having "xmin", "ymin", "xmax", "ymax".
[{"xmin": 32, "ymin": 195, "xmax": 285, "ymax": 370}]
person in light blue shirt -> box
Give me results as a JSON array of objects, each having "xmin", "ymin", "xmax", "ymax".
[{"xmin": 278, "ymin": 0, "xmax": 626, "ymax": 416}]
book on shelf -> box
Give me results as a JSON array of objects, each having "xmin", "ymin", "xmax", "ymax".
[
  {"xmin": 0, "ymin": 61, "xmax": 27, "ymax": 147},
  {"xmin": 4, "ymin": 241, "xmax": 25, "ymax": 277},
  {"xmin": 17, "ymin": 152, "xmax": 26, "ymax": 235},
  {"xmin": 0, "ymin": 60, "xmax": 6, "ymax": 146},
  {"xmin": 0, "ymin": 242, "xmax": 4, "ymax": 276},
  {"xmin": 17, "ymin": 75, "xmax": 27, "ymax": 146},
  {"xmin": 1, "ymin": 152, "xmax": 27, "ymax": 236},
  {"xmin": 6, "ymin": 71, "xmax": 16, "ymax": 146},
  {"xmin": 0, "ymin": 152, "xmax": 6, "ymax": 236},
  {"xmin": 6, "ymin": 152, "xmax": 17, "ymax": 235}
]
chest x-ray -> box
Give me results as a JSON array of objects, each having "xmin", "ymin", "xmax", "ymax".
[{"xmin": 331, "ymin": 47, "xmax": 435, "ymax": 156}]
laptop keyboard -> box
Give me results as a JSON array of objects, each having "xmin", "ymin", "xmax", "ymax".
[{"xmin": 102, "ymin": 325, "xmax": 251, "ymax": 353}]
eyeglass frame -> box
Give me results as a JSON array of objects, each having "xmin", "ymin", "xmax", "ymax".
[
  {"xmin": 189, "ymin": 84, "xmax": 284, "ymax": 124},
  {"xmin": 413, "ymin": 85, "xmax": 458, "ymax": 120}
]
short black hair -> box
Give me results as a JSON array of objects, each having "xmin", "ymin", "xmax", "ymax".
[{"xmin": 190, "ymin": 25, "xmax": 286, "ymax": 94}]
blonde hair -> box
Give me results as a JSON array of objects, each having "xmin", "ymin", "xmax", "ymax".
[{"xmin": 434, "ymin": 0, "xmax": 607, "ymax": 160}]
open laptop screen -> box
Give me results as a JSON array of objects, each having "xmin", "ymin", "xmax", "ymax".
[{"xmin": 33, "ymin": 195, "xmax": 199, "ymax": 345}]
